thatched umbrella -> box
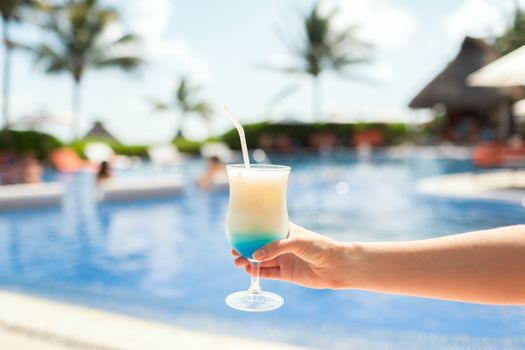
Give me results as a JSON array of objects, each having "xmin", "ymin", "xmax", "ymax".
[
  {"xmin": 409, "ymin": 37, "xmax": 525, "ymax": 140},
  {"xmin": 82, "ymin": 121, "xmax": 120, "ymax": 144}
]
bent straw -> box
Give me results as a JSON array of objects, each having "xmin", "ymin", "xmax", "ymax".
[{"xmin": 222, "ymin": 104, "xmax": 250, "ymax": 169}]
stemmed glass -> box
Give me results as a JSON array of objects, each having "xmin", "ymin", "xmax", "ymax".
[{"xmin": 225, "ymin": 164, "xmax": 290, "ymax": 312}]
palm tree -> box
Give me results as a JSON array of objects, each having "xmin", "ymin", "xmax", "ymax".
[
  {"xmin": 1, "ymin": 0, "xmax": 38, "ymax": 129},
  {"xmin": 32, "ymin": 0, "xmax": 142, "ymax": 140},
  {"xmin": 275, "ymin": 2, "xmax": 371, "ymax": 120},
  {"xmin": 496, "ymin": 4, "xmax": 525, "ymax": 56},
  {"xmin": 153, "ymin": 77, "xmax": 213, "ymax": 140}
]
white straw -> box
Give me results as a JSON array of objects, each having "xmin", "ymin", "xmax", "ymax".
[{"xmin": 222, "ymin": 104, "xmax": 250, "ymax": 169}]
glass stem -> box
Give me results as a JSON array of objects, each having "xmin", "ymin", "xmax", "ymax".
[{"xmin": 248, "ymin": 261, "xmax": 262, "ymax": 294}]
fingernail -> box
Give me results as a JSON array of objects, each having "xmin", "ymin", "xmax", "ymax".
[{"xmin": 253, "ymin": 249, "xmax": 265, "ymax": 260}]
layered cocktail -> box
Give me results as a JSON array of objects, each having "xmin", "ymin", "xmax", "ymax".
[
  {"xmin": 226, "ymin": 164, "xmax": 290, "ymax": 259},
  {"xmin": 225, "ymin": 164, "xmax": 290, "ymax": 311}
]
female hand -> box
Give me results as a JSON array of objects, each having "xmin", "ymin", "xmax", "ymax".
[{"xmin": 231, "ymin": 222, "xmax": 355, "ymax": 289}]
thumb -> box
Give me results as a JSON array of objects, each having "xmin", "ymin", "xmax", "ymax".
[{"xmin": 253, "ymin": 238, "xmax": 305, "ymax": 261}]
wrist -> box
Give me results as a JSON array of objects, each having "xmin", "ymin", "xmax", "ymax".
[{"xmin": 337, "ymin": 242, "xmax": 370, "ymax": 290}]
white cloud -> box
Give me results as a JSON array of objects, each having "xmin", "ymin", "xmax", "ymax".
[
  {"xmin": 445, "ymin": 0, "xmax": 509, "ymax": 40},
  {"xmin": 126, "ymin": 0, "xmax": 173, "ymax": 41},
  {"xmin": 319, "ymin": 0, "xmax": 418, "ymax": 49},
  {"xmin": 166, "ymin": 39, "xmax": 212, "ymax": 84},
  {"xmin": 444, "ymin": 0, "xmax": 525, "ymax": 43},
  {"xmin": 113, "ymin": 0, "xmax": 212, "ymax": 84},
  {"xmin": 360, "ymin": 61, "xmax": 394, "ymax": 83}
]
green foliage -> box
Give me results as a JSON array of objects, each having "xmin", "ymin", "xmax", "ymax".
[
  {"xmin": 70, "ymin": 138, "xmax": 148, "ymax": 158},
  {"xmin": 0, "ymin": 129, "xmax": 63, "ymax": 161},
  {"xmin": 0, "ymin": 123, "xmax": 411, "ymax": 163},
  {"xmin": 71, "ymin": 137, "xmax": 204, "ymax": 157},
  {"xmin": 496, "ymin": 7, "xmax": 525, "ymax": 55},
  {"xmin": 219, "ymin": 122, "xmax": 409, "ymax": 149},
  {"xmin": 173, "ymin": 137, "xmax": 203, "ymax": 154},
  {"xmin": 111, "ymin": 144, "xmax": 148, "ymax": 158}
]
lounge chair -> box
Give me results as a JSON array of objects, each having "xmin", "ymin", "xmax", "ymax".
[
  {"xmin": 96, "ymin": 176, "xmax": 185, "ymax": 202},
  {"xmin": 200, "ymin": 142, "xmax": 234, "ymax": 162},
  {"xmin": 84, "ymin": 142, "xmax": 114, "ymax": 164},
  {"xmin": 148, "ymin": 144, "xmax": 183, "ymax": 167},
  {"xmin": 0, "ymin": 182, "xmax": 63, "ymax": 210}
]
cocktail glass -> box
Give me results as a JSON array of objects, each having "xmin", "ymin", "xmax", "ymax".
[{"xmin": 225, "ymin": 164, "xmax": 290, "ymax": 312}]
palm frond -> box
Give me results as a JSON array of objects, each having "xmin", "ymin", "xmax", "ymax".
[
  {"xmin": 192, "ymin": 102, "xmax": 213, "ymax": 119},
  {"xmin": 0, "ymin": 0, "xmax": 40, "ymax": 22},
  {"xmin": 496, "ymin": 7, "xmax": 525, "ymax": 55},
  {"xmin": 32, "ymin": 44, "xmax": 70, "ymax": 74},
  {"xmin": 93, "ymin": 56, "xmax": 142, "ymax": 71},
  {"xmin": 331, "ymin": 55, "xmax": 370, "ymax": 70},
  {"xmin": 112, "ymin": 33, "xmax": 140, "ymax": 45},
  {"xmin": 151, "ymin": 101, "xmax": 172, "ymax": 112}
]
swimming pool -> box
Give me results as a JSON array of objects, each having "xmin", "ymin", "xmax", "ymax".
[{"xmin": 0, "ymin": 153, "xmax": 524, "ymax": 349}]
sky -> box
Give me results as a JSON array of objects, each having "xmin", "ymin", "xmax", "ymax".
[{"xmin": 2, "ymin": 0, "xmax": 524, "ymax": 144}]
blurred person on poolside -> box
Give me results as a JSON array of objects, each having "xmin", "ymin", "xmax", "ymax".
[
  {"xmin": 197, "ymin": 156, "xmax": 227, "ymax": 191},
  {"xmin": 0, "ymin": 152, "xmax": 18, "ymax": 184},
  {"xmin": 20, "ymin": 153, "xmax": 43, "ymax": 184},
  {"xmin": 96, "ymin": 161, "xmax": 112, "ymax": 184},
  {"xmin": 232, "ymin": 223, "xmax": 525, "ymax": 306},
  {"xmin": 0, "ymin": 153, "xmax": 42, "ymax": 184}
]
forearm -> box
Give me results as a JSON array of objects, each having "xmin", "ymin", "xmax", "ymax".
[{"xmin": 346, "ymin": 225, "xmax": 525, "ymax": 305}]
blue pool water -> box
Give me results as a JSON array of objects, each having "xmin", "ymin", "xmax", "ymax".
[{"xmin": 0, "ymin": 152, "xmax": 524, "ymax": 349}]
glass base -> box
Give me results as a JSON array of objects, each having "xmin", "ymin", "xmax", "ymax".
[{"xmin": 225, "ymin": 291, "xmax": 284, "ymax": 312}]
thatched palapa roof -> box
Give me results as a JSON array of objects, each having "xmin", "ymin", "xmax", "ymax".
[
  {"xmin": 409, "ymin": 37, "xmax": 524, "ymax": 111},
  {"xmin": 83, "ymin": 121, "xmax": 120, "ymax": 144}
]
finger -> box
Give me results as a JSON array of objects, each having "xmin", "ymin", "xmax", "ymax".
[
  {"xmin": 259, "ymin": 257, "xmax": 280, "ymax": 268},
  {"xmin": 234, "ymin": 256, "xmax": 249, "ymax": 268},
  {"xmin": 234, "ymin": 256, "xmax": 280, "ymax": 268},
  {"xmin": 231, "ymin": 249, "xmax": 240, "ymax": 257},
  {"xmin": 245, "ymin": 265, "xmax": 282, "ymax": 280},
  {"xmin": 253, "ymin": 238, "xmax": 305, "ymax": 261}
]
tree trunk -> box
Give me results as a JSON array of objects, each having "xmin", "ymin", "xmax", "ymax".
[
  {"xmin": 72, "ymin": 79, "xmax": 81, "ymax": 141},
  {"xmin": 173, "ymin": 113, "xmax": 184, "ymax": 140},
  {"xmin": 2, "ymin": 20, "xmax": 12, "ymax": 129},
  {"xmin": 312, "ymin": 75, "xmax": 322, "ymax": 121}
]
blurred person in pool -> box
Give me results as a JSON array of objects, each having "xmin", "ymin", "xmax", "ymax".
[
  {"xmin": 96, "ymin": 161, "xmax": 112, "ymax": 184},
  {"xmin": 232, "ymin": 223, "xmax": 525, "ymax": 306},
  {"xmin": 197, "ymin": 156, "xmax": 227, "ymax": 191}
]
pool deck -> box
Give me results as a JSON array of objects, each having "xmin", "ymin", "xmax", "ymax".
[
  {"xmin": 0, "ymin": 290, "xmax": 310, "ymax": 350},
  {"xmin": 417, "ymin": 169, "xmax": 525, "ymax": 204}
]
